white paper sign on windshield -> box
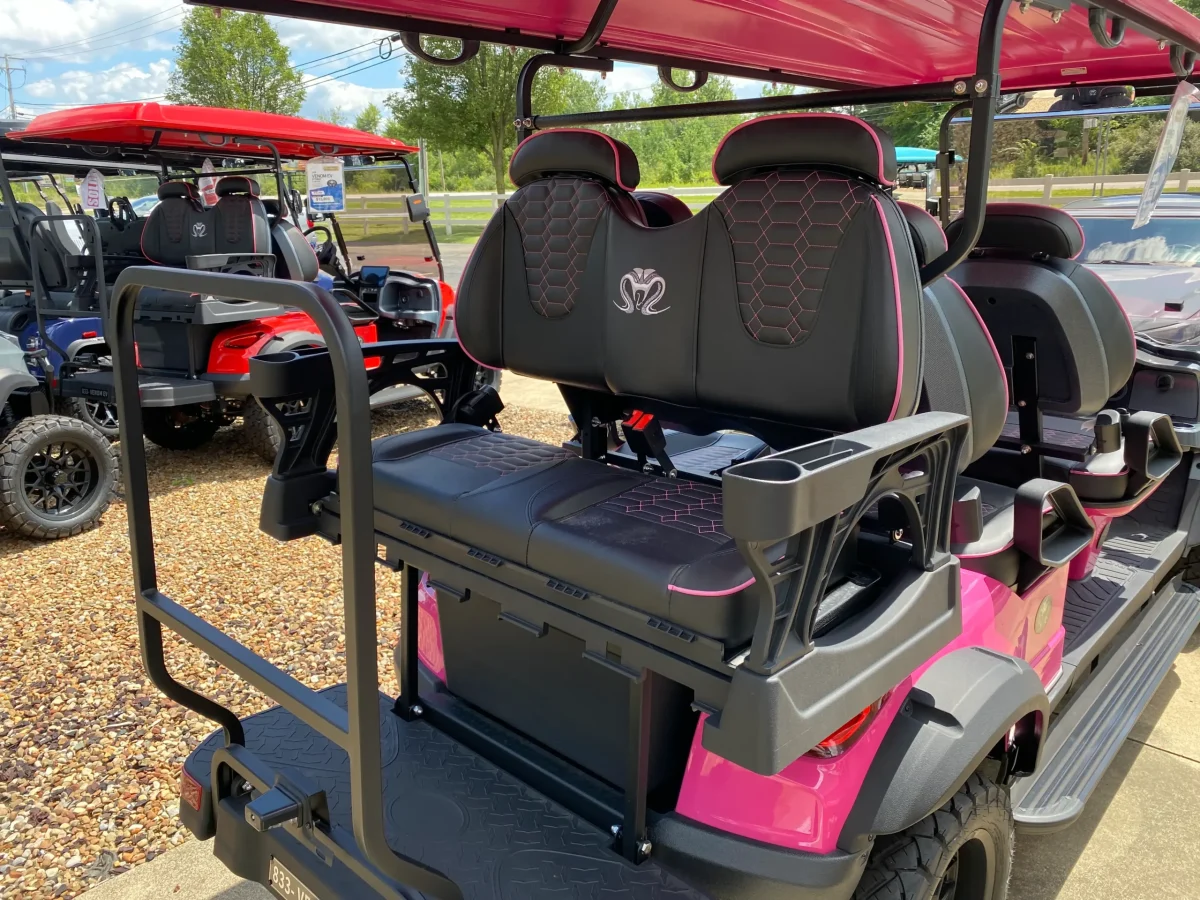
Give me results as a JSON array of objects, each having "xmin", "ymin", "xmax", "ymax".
[
  {"xmin": 1135, "ymin": 80, "xmax": 1200, "ymax": 229},
  {"xmin": 307, "ymin": 156, "xmax": 345, "ymax": 214},
  {"xmin": 199, "ymin": 158, "xmax": 218, "ymax": 207},
  {"xmin": 80, "ymin": 168, "xmax": 106, "ymax": 210}
]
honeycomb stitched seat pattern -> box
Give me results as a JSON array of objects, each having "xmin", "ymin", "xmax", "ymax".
[
  {"xmin": 714, "ymin": 170, "xmax": 870, "ymax": 346},
  {"xmin": 429, "ymin": 432, "xmax": 573, "ymax": 475},
  {"xmin": 599, "ymin": 479, "xmax": 727, "ymax": 541},
  {"xmin": 509, "ymin": 178, "xmax": 609, "ymax": 318}
]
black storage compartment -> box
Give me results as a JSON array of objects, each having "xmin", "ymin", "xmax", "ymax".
[
  {"xmin": 436, "ymin": 587, "xmax": 698, "ymax": 799},
  {"xmin": 133, "ymin": 317, "xmax": 225, "ymax": 374}
]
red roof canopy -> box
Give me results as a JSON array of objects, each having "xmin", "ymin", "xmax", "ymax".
[
  {"xmin": 10, "ymin": 102, "xmax": 417, "ymax": 159},
  {"xmin": 211, "ymin": 0, "xmax": 1200, "ymax": 92}
]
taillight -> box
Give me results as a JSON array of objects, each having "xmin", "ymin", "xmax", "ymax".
[
  {"xmin": 82, "ymin": 330, "xmax": 98, "ymax": 339},
  {"xmin": 180, "ymin": 767, "xmax": 203, "ymax": 812},
  {"xmin": 806, "ymin": 694, "xmax": 890, "ymax": 759},
  {"xmin": 222, "ymin": 331, "xmax": 267, "ymax": 350}
]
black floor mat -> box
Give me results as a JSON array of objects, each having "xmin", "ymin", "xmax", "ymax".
[
  {"xmin": 188, "ymin": 686, "xmax": 706, "ymax": 900},
  {"xmin": 1062, "ymin": 466, "xmax": 1188, "ymax": 652}
]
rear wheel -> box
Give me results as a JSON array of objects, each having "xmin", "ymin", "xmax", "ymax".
[
  {"xmin": 64, "ymin": 396, "xmax": 121, "ymax": 440},
  {"xmin": 242, "ymin": 399, "xmax": 284, "ymax": 463},
  {"xmin": 854, "ymin": 774, "xmax": 1012, "ymax": 900},
  {"xmin": 142, "ymin": 407, "xmax": 219, "ymax": 451},
  {"xmin": 0, "ymin": 415, "xmax": 117, "ymax": 539}
]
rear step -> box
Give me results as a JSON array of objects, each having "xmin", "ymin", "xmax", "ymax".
[
  {"xmin": 59, "ymin": 369, "xmax": 216, "ymax": 406},
  {"xmin": 186, "ymin": 686, "xmax": 706, "ymax": 900},
  {"xmin": 1012, "ymin": 580, "xmax": 1200, "ymax": 833}
]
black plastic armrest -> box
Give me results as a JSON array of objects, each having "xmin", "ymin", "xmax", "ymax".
[
  {"xmin": 1013, "ymin": 479, "xmax": 1094, "ymax": 568},
  {"xmin": 1123, "ymin": 410, "xmax": 1183, "ymax": 494},
  {"xmin": 722, "ymin": 411, "xmax": 969, "ymax": 674}
]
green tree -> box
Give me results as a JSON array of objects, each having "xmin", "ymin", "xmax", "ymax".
[
  {"xmin": 386, "ymin": 41, "xmax": 605, "ymax": 193},
  {"xmin": 317, "ymin": 107, "xmax": 346, "ymax": 125},
  {"xmin": 167, "ymin": 9, "xmax": 305, "ymax": 115},
  {"xmin": 354, "ymin": 103, "xmax": 382, "ymax": 134},
  {"xmin": 877, "ymin": 102, "xmax": 948, "ymax": 149},
  {"xmin": 604, "ymin": 76, "xmax": 743, "ymax": 185}
]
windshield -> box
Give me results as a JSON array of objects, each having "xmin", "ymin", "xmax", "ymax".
[{"xmin": 1078, "ymin": 216, "xmax": 1200, "ymax": 267}]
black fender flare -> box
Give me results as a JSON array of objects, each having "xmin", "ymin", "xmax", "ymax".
[{"xmin": 841, "ymin": 646, "xmax": 1049, "ymax": 845}]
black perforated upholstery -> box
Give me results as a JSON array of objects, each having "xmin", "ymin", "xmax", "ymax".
[
  {"xmin": 212, "ymin": 176, "xmax": 270, "ymax": 256},
  {"xmin": 951, "ymin": 204, "xmax": 1135, "ymax": 417},
  {"xmin": 140, "ymin": 181, "xmax": 210, "ymax": 266}
]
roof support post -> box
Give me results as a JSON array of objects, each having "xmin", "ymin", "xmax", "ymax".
[
  {"xmin": 920, "ymin": 0, "xmax": 1014, "ymax": 284},
  {"xmin": 514, "ymin": 54, "xmax": 614, "ymax": 143},
  {"xmin": 936, "ymin": 100, "xmax": 971, "ymax": 229}
]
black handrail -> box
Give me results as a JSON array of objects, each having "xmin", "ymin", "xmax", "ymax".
[
  {"xmin": 108, "ymin": 266, "xmax": 462, "ymax": 900},
  {"xmin": 28, "ymin": 213, "xmax": 108, "ymax": 364}
]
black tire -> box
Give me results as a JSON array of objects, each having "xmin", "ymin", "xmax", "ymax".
[
  {"xmin": 0, "ymin": 414, "xmax": 117, "ymax": 540},
  {"xmin": 142, "ymin": 407, "xmax": 220, "ymax": 451},
  {"xmin": 242, "ymin": 399, "xmax": 283, "ymax": 464},
  {"xmin": 854, "ymin": 774, "xmax": 1013, "ymax": 900},
  {"xmin": 63, "ymin": 396, "xmax": 121, "ymax": 441},
  {"xmin": 478, "ymin": 368, "xmax": 502, "ymax": 392}
]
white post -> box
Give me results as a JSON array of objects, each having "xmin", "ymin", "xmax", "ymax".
[
  {"xmin": 1180, "ymin": 169, "xmax": 1191, "ymax": 192},
  {"xmin": 439, "ymin": 150, "xmax": 451, "ymax": 236},
  {"xmin": 1042, "ymin": 174, "xmax": 1054, "ymax": 203},
  {"xmin": 362, "ymin": 195, "xmax": 369, "ymax": 238}
]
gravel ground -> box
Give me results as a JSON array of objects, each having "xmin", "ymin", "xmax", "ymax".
[{"xmin": 0, "ymin": 400, "xmax": 573, "ymax": 899}]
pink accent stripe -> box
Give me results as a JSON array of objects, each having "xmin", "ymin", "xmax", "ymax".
[
  {"xmin": 508, "ymin": 127, "xmax": 637, "ymax": 192},
  {"xmin": 946, "ymin": 277, "xmax": 1009, "ymax": 411},
  {"xmin": 896, "ymin": 200, "xmax": 948, "ymax": 253},
  {"xmin": 712, "ymin": 112, "xmax": 894, "ymax": 186},
  {"xmin": 669, "ymin": 576, "xmax": 756, "ymax": 597},
  {"xmin": 873, "ymin": 196, "xmax": 907, "ymax": 422}
]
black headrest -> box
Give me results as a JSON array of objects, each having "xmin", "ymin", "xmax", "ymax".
[
  {"xmin": 509, "ymin": 129, "xmax": 640, "ymax": 190},
  {"xmin": 261, "ymin": 197, "xmax": 281, "ymax": 217},
  {"xmin": 216, "ymin": 176, "xmax": 261, "ymax": 198},
  {"xmin": 947, "ymin": 203, "xmax": 1084, "ymax": 260},
  {"xmin": 713, "ymin": 114, "xmax": 897, "ymax": 186},
  {"xmin": 157, "ymin": 181, "xmax": 200, "ymax": 202},
  {"xmin": 898, "ymin": 202, "xmax": 948, "ymax": 268}
]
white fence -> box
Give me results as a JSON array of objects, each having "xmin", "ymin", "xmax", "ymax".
[{"xmin": 336, "ymin": 173, "xmax": 1195, "ymax": 234}]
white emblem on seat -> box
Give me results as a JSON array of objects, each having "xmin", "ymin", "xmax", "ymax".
[
  {"xmin": 191, "ymin": 222, "xmax": 207, "ymax": 238},
  {"xmin": 616, "ymin": 268, "xmax": 669, "ymax": 315}
]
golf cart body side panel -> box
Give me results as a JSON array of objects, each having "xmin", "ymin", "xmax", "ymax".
[
  {"xmin": 207, "ymin": 0, "xmax": 1200, "ymax": 91},
  {"xmin": 671, "ymin": 565, "xmax": 1065, "ymax": 852}
]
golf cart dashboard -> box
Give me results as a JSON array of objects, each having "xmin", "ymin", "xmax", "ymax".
[{"xmin": 350, "ymin": 267, "xmax": 440, "ymax": 325}]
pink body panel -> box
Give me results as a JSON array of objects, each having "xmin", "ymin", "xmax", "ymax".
[
  {"xmin": 675, "ymin": 565, "xmax": 1067, "ymax": 853},
  {"xmin": 416, "ymin": 572, "xmax": 447, "ymax": 682}
]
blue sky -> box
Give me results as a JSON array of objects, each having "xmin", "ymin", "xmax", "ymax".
[{"xmin": 0, "ymin": 0, "xmax": 760, "ymax": 125}]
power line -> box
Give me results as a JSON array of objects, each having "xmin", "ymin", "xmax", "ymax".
[{"xmin": 22, "ymin": 7, "xmax": 184, "ymax": 59}]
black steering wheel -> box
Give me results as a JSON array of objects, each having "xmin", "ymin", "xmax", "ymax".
[
  {"xmin": 303, "ymin": 225, "xmax": 337, "ymax": 266},
  {"xmin": 108, "ymin": 197, "xmax": 137, "ymax": 226}
]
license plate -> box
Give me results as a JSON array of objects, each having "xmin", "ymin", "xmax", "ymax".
[{"xmin": 269, "ymin": 857, "xmax": 318, "ymax": 900}]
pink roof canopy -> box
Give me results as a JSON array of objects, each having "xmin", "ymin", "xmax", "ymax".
[
  {"xmin": 10, "ymin": 102, "xmax": 417, "ymax": 159},
  {"xmin": 197, "ymin": 0, "xmax": 1200, "ymax": 92}
]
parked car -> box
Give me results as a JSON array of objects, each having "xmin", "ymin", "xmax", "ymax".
[{"xmin": 130, "ymin": 194, "xmax": 160, "ymax": 216}]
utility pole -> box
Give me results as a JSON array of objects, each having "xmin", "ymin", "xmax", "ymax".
[{"xmin": 2, "ymin": 55, "xmax": 26, "ymax": 119}]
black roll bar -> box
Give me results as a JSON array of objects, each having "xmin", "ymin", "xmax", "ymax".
[
  {"xmin": 28, "ymin": 213, "xmax": 109, "ymax": 363},
  {"xmin": 515, "ymin": 55, "xmax": 615, "ymax": 142},
  {"xmin": 109, "ymin": 266, "xmax": 462, "ymax": 900}
]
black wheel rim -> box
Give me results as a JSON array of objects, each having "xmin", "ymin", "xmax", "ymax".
[
  {"xmin": 85, "ymin": 400, "xmax": 119, "ymax": 430},
  {"xmin": 934, "ymin": 834, "xmax": 998, "ymax": 900},
  {"xmin": 23, "ymin": 440, "xmax": 99, "ymax": 518}
]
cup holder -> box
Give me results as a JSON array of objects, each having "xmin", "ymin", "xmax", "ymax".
[{"xmin": 731, "ymin": 458, "xmax": 804, "ymax": 484}]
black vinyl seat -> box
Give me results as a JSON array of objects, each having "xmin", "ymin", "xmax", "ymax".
[{"xmin": 370, "ymin": 118, "xmax": 924, "ymax": 644}]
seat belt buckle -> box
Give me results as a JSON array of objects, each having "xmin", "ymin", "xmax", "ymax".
[{"xmin": 621, "ymin": 411, "xmax": 676, "ymax": 477}]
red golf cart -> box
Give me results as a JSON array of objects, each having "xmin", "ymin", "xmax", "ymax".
[{"xmin": 5, "ymin": 103, "xmax": 461, "ymax": 457}]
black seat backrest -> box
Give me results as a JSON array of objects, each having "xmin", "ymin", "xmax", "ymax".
[
  {"xmin": 141, "ymin": 181, "xmax": 211, "ymax": 266},
  {"xmin": 0, "ymin": 202, "xmax": 32, "ymax": 285},
  {"xmin": 212, "ymin": 176, "xmax": 271, "ymax": 256},
  {"xmin": 949, "ymin": 203, "xmax": 1135, "ymax": 417},
  {"xmin": 270, "ymin": 218, "xmax": 320, "ymax": 281},
  {"xmin": 634, "ymin": 191, "xmax": 693, "ymax": 227},
  {"xmin": 900, "ymin": 202, "xmax": 1007, "ymax": 469},
  {"xmin": 457, "ymin": 115, "xmax": 923, "ymax": 434}
]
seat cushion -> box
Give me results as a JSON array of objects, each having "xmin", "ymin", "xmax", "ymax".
[
  {"xmin": 1044, "ymin": 450, "xmax": 1128, "ymax": 503},
  {"xmin": 371, "ymin": 425, "xmax": 756, "ymax": 643}
]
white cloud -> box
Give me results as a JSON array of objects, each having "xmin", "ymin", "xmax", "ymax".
[
  {"xmin": 28, "ymin": 58, "xmax": 172, "ymax": 106},
  {"xmin": 302, "ymin": 78, "xmax": 396, "ymax": 121},
  {"xmin": 270, "ymin": 15, "xmax": 396, "ymax": 57},
  {"xmin": 0, "ymin": 0, "xmax": 181, "ymax": 62}
]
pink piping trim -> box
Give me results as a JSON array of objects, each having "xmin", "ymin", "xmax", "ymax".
[
  {"xmin": 896, "ymin": 200, "xmax": 948, "ymax": 254},
  {"xmin": 946, "ymin": 278, "xmax": 1009, "ymax": 412},
  {"xmin": 669, "ymin": 576, "xmax": 756, "ymax": 597},
  {"xmin": 873, "ymin": 196, "xmax": 906, "ymax": 422},
  {"xmin": 711, "ymin": 113, "xmax": 895, "ymax": 187},
  {"xmin": 508, "ymin": 128, "xmax": 637, "ymax": 192},
  {"xmin": 986, "ymin": 202, "xmax": 1086, "ymax": 260}
]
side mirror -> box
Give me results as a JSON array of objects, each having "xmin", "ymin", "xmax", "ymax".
[{"xmin": 405, "ymin": 193, "xmax": 430, "ymax": 224}]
